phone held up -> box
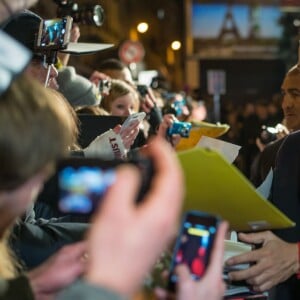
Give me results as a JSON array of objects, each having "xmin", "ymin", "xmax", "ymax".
[
  {"xmin": 36, "ymin": 16, "xmax": 73, "ymax": 50},
  {"xmin": 120, "ymin": 112, "xmax": 146, "ymax": 135},
  {"xmin": 168, "ymin": 210, "xmax": 221, "ymax": 292},
  {"xmin": 55, "ymin": 155, "xmax": 153, "ymax": 217}
]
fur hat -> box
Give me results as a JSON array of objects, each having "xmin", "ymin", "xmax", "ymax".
[{"xmin": 57, "ymin": 66, "xmax": 100, "ymax": 107}]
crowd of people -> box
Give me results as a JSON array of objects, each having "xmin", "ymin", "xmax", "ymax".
[{"xmin": 0, "ymin": 1, "xmax": 300, "ymax": 300}]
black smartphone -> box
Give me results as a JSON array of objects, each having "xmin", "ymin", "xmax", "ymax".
[
  {"xmin": 36, "ymin": 16, "xmax": 72, "ymax": 50},
  {"xmin": 168, "ymin": 211, "xmax": 221, "ymax": 291},
  {"xmin": 55, "ymin": 156, "xmax": 153, "ymax": 216}
]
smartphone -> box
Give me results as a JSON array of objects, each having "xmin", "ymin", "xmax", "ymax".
[
  {"xmin": 36, "ymin": 16, "xmax": 73, "ymax": 50},
  {"xmin": 168, "ymin": 211, "xmax": 221, "ymax": 291},
  {"xmin": 55, "ymin": 156, "xmax": 153, "ymax": 216},
  {"xmin": 120, "ymin": 112, "xmax": 146, "ymax": 135}
]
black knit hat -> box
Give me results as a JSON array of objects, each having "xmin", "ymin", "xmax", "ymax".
[{"xmin": 1, "ymin": 10, "xmax": 41, "ymax": 54}]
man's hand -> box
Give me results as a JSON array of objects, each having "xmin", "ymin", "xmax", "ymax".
[
  {"xmin": 226, "ymin": 231, "xmax": 298, "ymax": 292},
  {"xmin": 28, "ymin": 241, "xmax": 87, "ymax": 300}
]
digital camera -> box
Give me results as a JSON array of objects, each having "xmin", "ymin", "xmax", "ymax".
[
  {"xmin": 55, "ymin": 154, "xmax": 154, "ymax": 216},
  {"xmin": 167, "ymin": 121, "xmax": 192, "ymax": 138},
  {"xmin": 259, "ymin": 124, "xmax": 283, "ymax": 145}
]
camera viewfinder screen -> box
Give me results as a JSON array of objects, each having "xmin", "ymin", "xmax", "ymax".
[
  {"xmin": 41, "ymin": 18, "xmax": 67, "ymax": 47},
  {"xmin": 58, "ymin": 166, "xmax": 116, "ymax": 214}
]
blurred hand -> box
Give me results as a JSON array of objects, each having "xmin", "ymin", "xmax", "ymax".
[
  {"xmin": 70, "ymin": 24, "xmax": 80, "ymax": 43},
  {"xmin": 0, "ymin": 0, "xmax": 38, "ymax": 22},
  {"xmin": 28, "ymin": 242, "xmax": 87, "ymax": 300},
  {"xmin": 154, "ymin": 222, "xmax": 228, "ymax": 300},
  {"xmin": 85, "ymin": 137, "xmax": 184, "ymax": 297},
  {"xmin": 113, "ymin": 122, "xmax": 139, "ymax": 150},
  {"xmin": 89, "ymin": 71, "xmax": 110, "ymax": 87},
  {"xmin": 176, "ymin": 222, "xmax": 227, "ymax": 300},
  {"xmin": 140, "ymin": 87, "xmax": 158, "ymax": 114},
  {"xmin": 226, "ymin": 231, "xmax": 298, "ymax": 292}
]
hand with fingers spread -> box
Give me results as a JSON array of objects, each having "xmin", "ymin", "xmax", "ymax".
[{"xmin": 226, "ymin": 231, "xmax": 299, "ymax": 292}]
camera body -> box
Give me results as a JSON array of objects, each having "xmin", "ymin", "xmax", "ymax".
[
  {"xmin": 55, "ymin": 155, "xmax": 154, "ymax": 216},
  {"xmin": 167, "ymin": 121, "xmax": 192, "ymax": 138},
  {"xmin": 259, "ymin": 125, "xmax": 279, "ymax": 145}
]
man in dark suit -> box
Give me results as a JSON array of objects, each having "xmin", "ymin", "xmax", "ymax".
[
  {"xmin": 227, "ymin": 130, "xmax": 300, "ymax": 300},
  {"xmin": 251, "ymin": 63, "xmax": 300, "ymax": 187},
  {"xmin": 226, "ymin": 63, "xmax": 300, "ymax": 299}
]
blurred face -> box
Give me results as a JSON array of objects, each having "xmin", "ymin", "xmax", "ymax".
[
  {"xmin": 25, "ymin": 57, "xmax": 59, "ymax": 89},
  {"xmin": 281, "ymin": 74, "xmax": 300, "ymax": 131},
  {"xmin": 0, "ymin": 0, "xmax": 38, "ymax": 22},
  {"xmin": 110, "ymin": 93, "xmax": 137, "ymax": 117}
]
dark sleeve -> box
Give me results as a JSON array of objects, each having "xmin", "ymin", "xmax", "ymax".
[
  {"xmin": 0, "ymin": 276, "xmax": 34, "ymax": 300},
  {"xmin": 271, "ymin": 132, "xmax": 300, "ymax": 242},
  {"xmin": 11, "ymin": 220, "xmax": 89, "ymax": 269},
  {"xmin": 147, "ymin": 106, "xmax": 163, "ymax": 136}
]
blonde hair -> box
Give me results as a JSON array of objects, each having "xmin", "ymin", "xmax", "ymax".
[
  {"xmin": 0, "ymin": 232, "xmax": 18, "ymax": 278},
  {"xmin": 100, "ymin": 79, "xmax": 139, "ymax": 114},
  {"xmin": 0, "ymin": 75, "xmax": 74, "ymax": 190}
]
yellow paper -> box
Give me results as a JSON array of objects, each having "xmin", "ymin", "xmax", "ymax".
[
  {"xmin": 175, "ymin": 121, "xmax": 230, "ymax": 151},
  {"xmin": 178, "ymin": 148, "xmax": 295, "ymax": 232}
]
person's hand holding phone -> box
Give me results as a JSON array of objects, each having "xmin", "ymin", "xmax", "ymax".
[
  {"xmin": 175, "ymin": 221, "xmax": 228, "ymax": 300},
  {"xmin": 28, "ymin": 241, "xmax": 87, "ymax": 299},
  {"xmin": 155, "ymin": 221, "xmax": 228, "ymax": 300},
  {"xmin": 84, "ymin": 137, "xmax": 184, "ymax": 298},
  {"xmin": 113, "ymin": 112, "xmax": 145, "ymax": 149}
]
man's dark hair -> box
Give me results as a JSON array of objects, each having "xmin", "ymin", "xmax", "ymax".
[{"xmin": 98, "ymin": 58, "xmax": 126, "ymax": 72}]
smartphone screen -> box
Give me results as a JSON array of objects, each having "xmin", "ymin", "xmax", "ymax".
[
  {"xmin": 168, "ymin": 211, "xmax": 220, "ymax": 291},
  {"xmin": 37, "ymin": 17, "xmax": 72, "ymax": 49}
]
